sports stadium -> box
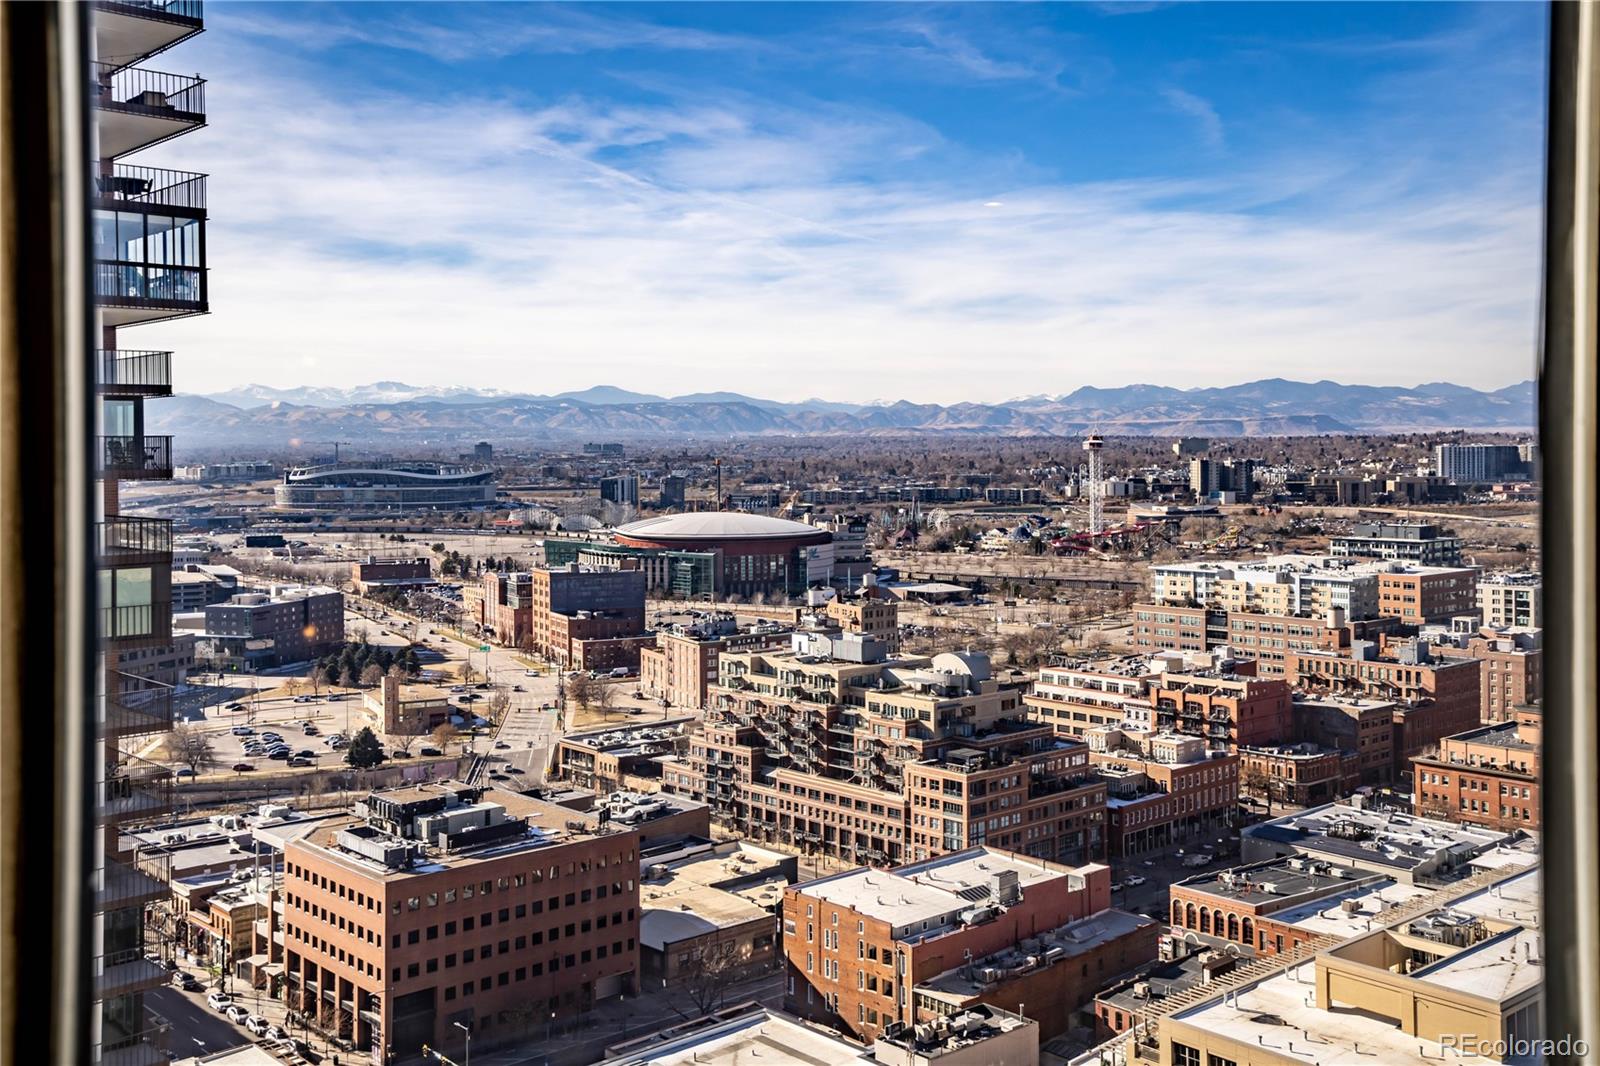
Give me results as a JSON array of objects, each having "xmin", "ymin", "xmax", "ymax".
[{"xmin": 273, "ymin": 461, "xmax": 497, "ymax": 512}]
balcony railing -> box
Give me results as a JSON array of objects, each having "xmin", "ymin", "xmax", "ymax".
[
  {"xmin": 98, "ymin": 515, "xmax": 173, "ymax": 565},
  {"xmin": 100, "ymin": 603, "xmax": 173, "ymax": 645},
  {"xmin": 92, "ymin": 164, "xmax": 206, "ymax": 211},
  {"xmin": 101, "ymin": 435, "xmax": 173, "ymax": 479},
  {"xmin": 96, "ymin": 853, "xmax": 172, "ymax": 910},
  {"xmin": 98, "ymin": 755, "xmax": 174, "ymax": 825},
  {"xmin": 95, "ymin": 262, "xmax": 204, "ymax": 310},
  {"xmin": 91, "ymin": 63, "xmax": 205, "ymax": 120},
  {"xmin": 99, "ymin": 349, "xmax": 173, "ymax": 395},
  {"xmin": 92, "ymin": 947, "xmax": 169, "ymax": 998},
  {"xmin": 102, "ymin": 672, "xmax": 176, "ymax": 739},
  {"xmin": 92, "ymin": 0, "xmax": 203, "ymax": 26}
]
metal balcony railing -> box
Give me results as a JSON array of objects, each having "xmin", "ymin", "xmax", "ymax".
[
  {"xmin": 101, "ymin": 672, "xmax": 176, "ymax": 738},
  {"xmin": 101, "ymin": 435, "xmax": 173, "ymax": 479},
  {"xmin": 92, "ymin": 947, "xmax": 169, "ymax": 998},
  {"xmin": 95, "ymin": 262, "xmax": 203, "ymax": 308},
  {"xmin": 93, "ymin": 0, "xmax": 203, "ymax": 25},
  {"xmin": 100, "ymin": 603, "xmax": 173, "ymax": 644},
  {"xmin": 96, "ymin": 853, "xmax": 172, "ymax": 910},
  {"xmin": 98, "ymin": 515, "xmax": 173, "ymax": 565},
  {"xmin": 99, "ymin": 349, "xmax": 173, "ymax": 394},
  {"xmin": 98, "ymin": 755, "xmax": 174, "ymax": 824},
  {"xmin": 91, "ymin": 63, "xmax": 205, "ymax": 119},
  {"xmin": 92, "ymin": 164, "xmax": 206, "ymax": 211}
]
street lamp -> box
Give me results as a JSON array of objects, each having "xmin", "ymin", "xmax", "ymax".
[{"xmin": 452, "ymin": 1020, "xmax": 471, "ymax": 1066}]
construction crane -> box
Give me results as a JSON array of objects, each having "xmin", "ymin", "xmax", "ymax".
[{"xmin": 308, "ymin": 440, "xmax": 353, "ymax": 463}]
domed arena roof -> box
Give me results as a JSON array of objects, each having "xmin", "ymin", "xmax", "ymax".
[{"xmin": 615, "ymin": 511, "xmax": 826, "ymax": 542}]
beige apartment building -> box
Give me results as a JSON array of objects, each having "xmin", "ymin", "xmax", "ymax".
[{"xmin": 1159, "ymin": 868, "xmax": 1541, "ymax": 1066}]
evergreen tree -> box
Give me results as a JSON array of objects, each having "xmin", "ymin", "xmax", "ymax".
[{"xmin": 345, "ymin": 727, "xmax": 385, "ymax": 769}]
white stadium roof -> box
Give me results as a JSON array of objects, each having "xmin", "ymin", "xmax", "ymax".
[{"xmin": 615, "ymin": 511, "xmax": 824, "ymax": 541}]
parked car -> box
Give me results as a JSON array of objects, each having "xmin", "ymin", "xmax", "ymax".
[
  {"xmin": 174, "ymin": 768, "xmax": 196, "ymax": 779},
  {"xmin": 296, "ymin": 748, "xmax": 316, "ymax": 758},
  {"xmin": 287, "ymin": 757, "xmax": 311, "ymax": 768},
  {"xmin": 268, "ymin": 750, "xmax": 291, "ymax": 760},
  {"xmin": 260, "ymin": 732, "xmax": 282, "ymax": 742},
  {"xmin": 230, "ymin": 726, "xmax": 253, "ymax": 736},
  {"xmin": 505, "ymin": 766, "xmax": 525, "ymax": 774},
  {"xmin": 449, "ymin": 685, "xmax": 466, "ymax": 693},
  {"xmin": 1125, "ymin": 875, "xmax": 1147, "ymax": 887},
  {"xmin": 303, "ymin": 723, "xmax": 319, "ymax": 734},
  {"xmin": 206, "ymin": 992, "xmax": 233, "ymax": 1011},
  {"xmin": 494, "ymin": 742, "xmax": 510, "ymax": 750},
  {"xmin": 231, "ymin": 763, "xmax": 255, "ymax": 772},
  {"xmin": 224, "ymin": 1004, "xmax": 249, "ymax": 1024},
  {"xmin": 264, "ymin": 1025, "xmax": 288, "ymax": 1042},
  {"xmin": 293, "ymin": 695, "xmax": 312, "ymax": 703},
  {"xmin": 1110, "ymin": 881, "xmax": 1125, "ymax": 893},
  {"xmin": 174, "ymin": 972, "xmax": 202, "ymax": 992},
  {"xmin": 244, "ymin": 1015, "xmax": 270, "ymax": 1036},
  {"xmin": 512, "ymin": 684, "xmax": 525, "ymax": 692},
  {"xmin": 419, "ymin": 746, "xmax": 443, "ymax": 757},
  {"xmin": 391, "ymin": 749, "xmax": 412, "ymax": 759}
]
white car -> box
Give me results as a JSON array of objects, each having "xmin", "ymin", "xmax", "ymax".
[
  {"xmin": 224, "ymin": 1004, "xmax": 249, "ymax": 1024},
  {"xmin": 244, "ymin": 1015, "xmax": 269, "ymax": 1035},
  {"xmin": 206, "ymin": 991, "xmax": 232, "ymax": 1011},
  {"xmin": 230, "ymin": 726, "xmax": 253, "ymax": 736},
  {"xmin": 1125, "ymin": 875, "xmax": 1147, "ymax": 887}
]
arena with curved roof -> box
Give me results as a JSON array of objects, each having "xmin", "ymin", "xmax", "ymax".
[
  {"xmin": 612, "ymin": 511, "xmax": 833, "ymax": 599},
  {"xmin": 273, "ymin": 461, "xmax": 497, "ymax": 512}
]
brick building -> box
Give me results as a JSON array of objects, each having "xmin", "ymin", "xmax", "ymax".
[
  {"xmin": 638, "ymin": 620, "xmax": 792, "ymax": 711},
  {"xmin": 1084, "ymin": 729, "xmax": 1239, "ymax": 856},
  {"xmin": 1237, "ymin": 743, "xmax": 1359, "ymax": 809},
  {"xmin": 200, "ymin": 586, "xmax": 345, "ymax": 669},
  {"xmin": 1375, "ymin": 566, "xmax": 1478, "ymax": 624},
  {"xmin": 280, "ymin": 782, "xmax": 641, "ymax": 1057},
  {"xmin": 351, "ymin": 556, "xmax": 433, "ymax": 594},
  {"xmin": 664, "ymin": 644, "xmax": 1106, "ymax": 868},
  {"xmin": 1426, "ymin": 627, "xmax": 1543, "ymax": 723},
  {"xmin": 1412, "ymin": 707, "xmax": 1541, "ymax": 831},
  {"xmin": 782, "ymin": 848, "xmax": 1150, "ymax": 1044},
  {"xmin": 1147, "ymin": 670, "xmax": 1292, "ymax": 749},
  {"xmin": 1283, "ymin": 642, "xmax": 1482, "ymax": 776}
]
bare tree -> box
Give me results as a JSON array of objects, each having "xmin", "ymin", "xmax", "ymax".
[
  {"xmin": 359, "ymin": 663, "xmax": 385, "ymax": 688},
  {"xmin": 666, "ymin": 941, "xmax": 748, "ymax": 1020},
  {"xmin": 431, "ymin": 723, "xmax": 461, "ymax": 754},
  {"xmin": 163, "ymin": 724, "xmax": 218, "ymax": 777},
  {"xmin": 567, "ymin": 672, "xmax": 596, "ymax": 712},
  {"xmin": 593, "ymin": 680, "xmax": 618, "ymax": 719},
  {"xmin": 488, "ymin": 686, "xmax": 512, "ymax": 723}
]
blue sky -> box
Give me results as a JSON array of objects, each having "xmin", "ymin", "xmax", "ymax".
[{"xmin": 136, "ymin": 2, "xmax": 1548, "ymax": 403}]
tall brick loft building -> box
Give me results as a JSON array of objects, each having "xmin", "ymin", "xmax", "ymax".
[
  {"xmin": 782, "ymin": 848, "xmax": 1154, "ymax": 1045},
  {"xmin": 1083, "ymin": 729, "xmax": 1239, "ymax": 856},
  {"xmin": 1283, "ymin": 640, "xmax": 1481, "ymax": 777},
  {"xmin": 1147, "ymin": 670, "xmax": 1292, "ymax": 750},
  {"xmin": 663, "ymin": 632, "xmax": 1106, "ymax": 868},
  {"xmin": 1412, "ymin": 706, "xmax": 1541, "ymax": 831},
  {"xmin": 1425, "ymin": 626, "xmax": 1542, "ymax": 724},
  {"xmin": 473, "ymin": 564, "xmax": 651, "ymax": 671},
  {"xmin": 281, "ymin": 782, "xmax": 641, "ymax": 1057}
]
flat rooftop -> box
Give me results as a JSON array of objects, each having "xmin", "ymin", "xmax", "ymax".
[
  {"xmin": 918, "ymin": 908, "xmax": 1153, "ymax": 1001},
  {"xmin": 1270, "ymin": 879, "xmax": 1434, "ymax": 939},
  {"xmin": 1169, "ymin": 967, "xmax": 1501, "ymax": 1066},
  {"xmin": 1441, "ymin": 720, "xmax": 1537, "ymax": 752},
  {"xmin": 795, "ymin": 848, "xmax": 1085, "ymax": 940},
  {"xmin": 598, "ymin": 1006, "xmax": 873, "ymax": 1066},
  {"xmin": 1178, "ymin": 857, "xmax": 1379, "ymax": 905},
  {"xmin": 1245, "ymin": 803, "xmax": 1515, "ymax": 872},
  {"xmin": 1411, "ymin": 868, "xmax": 1541, "ymax": 1002}
]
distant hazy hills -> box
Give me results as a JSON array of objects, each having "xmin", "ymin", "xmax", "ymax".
[{"xmin": 156, "ymin": 378, "xmax": 1535, "ymax": 451}]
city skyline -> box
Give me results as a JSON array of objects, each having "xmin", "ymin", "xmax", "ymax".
[{"xmin": 135, "ymin": 2, "xmax": 1547, "ymax": 400}]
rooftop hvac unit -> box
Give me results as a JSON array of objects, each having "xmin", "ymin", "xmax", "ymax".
[
  {"xmin": 1341, "ymin": 898, "xmax": 1362, "ymax": 915},
  {"xmin": 977, "ymin": 966, "xmax": 1002, "ymax": 985},
  {"xmin": 1133, "ymin": 981, "xmax": 1153, "ymax": 999}
]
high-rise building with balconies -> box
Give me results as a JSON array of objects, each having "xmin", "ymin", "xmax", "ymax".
[{"xmin": 89, "ymin": 2, "xmax": 208, "ymax": 1061}]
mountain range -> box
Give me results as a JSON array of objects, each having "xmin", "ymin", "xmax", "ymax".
[{"xmin": 157, "ymin": 378, "xmax": 1535, "ymax": 452}]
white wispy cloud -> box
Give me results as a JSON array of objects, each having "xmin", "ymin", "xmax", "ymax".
[
  {"xmin": 126, "ymin": 8, "xmax": 1542, "ymax": 403},
  {"xmin": 1161, "ymin": 87, "xmax": 1225, "ymax": 151}
]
